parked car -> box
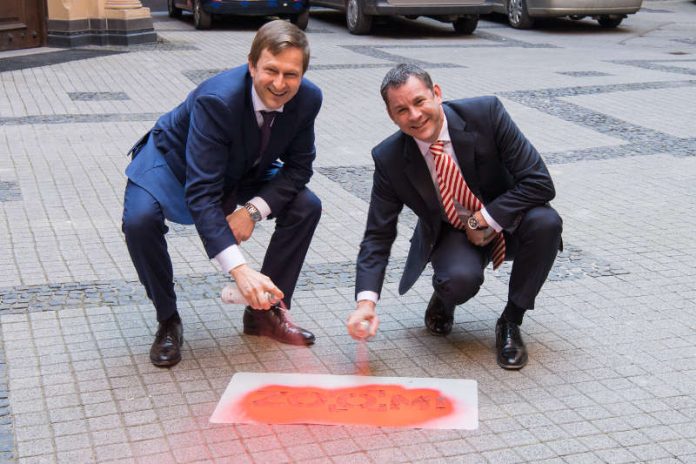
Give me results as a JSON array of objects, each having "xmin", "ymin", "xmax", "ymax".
[
  {"xmin": 167, "ymin": 0, "xmax": 310, "ymax": 30},
  {"xmin": 489, "ymin": 0, "xmax": 643, "ymax": 29},
  {"xmin": 311, "ymin": 0, "xmax": 493, "ymax": 35}
]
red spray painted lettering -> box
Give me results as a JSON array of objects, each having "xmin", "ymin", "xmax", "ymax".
[{"xmin": 236, "ymin": 384, "xmax": 455, "ymax": 427}]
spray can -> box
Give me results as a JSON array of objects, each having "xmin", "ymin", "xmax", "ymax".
[
  {"xmin": 220, "ymin": 285, "xmax": 248, "ymax": 304},
  {"xmin": 220, "ymin": 285, "xmax": 279, "ymax": 305}
]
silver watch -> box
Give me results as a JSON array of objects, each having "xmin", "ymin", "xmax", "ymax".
[
  {"xmin": 244, "ymin": 202, "xmax": 262, "ymax": 222},
  {"xmin": 467, "ymin": 215, "xmax": 480, "ymax": 230}
]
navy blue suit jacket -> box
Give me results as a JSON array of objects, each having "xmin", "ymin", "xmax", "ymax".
[
  {"xmin": 129, "ymin": 65, "xmax": 322, "ymax": 260},
  {"xmin": 356, "ymin": 96, "xmax": 556, "ymax": 297}
]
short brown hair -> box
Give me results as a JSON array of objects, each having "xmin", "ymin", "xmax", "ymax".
[{"xmin": 248, "ymin": 20, "xmax": 310, "ymax": 74}]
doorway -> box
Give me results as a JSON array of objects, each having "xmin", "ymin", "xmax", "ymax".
[{"xmin": 1, "ymin": 0, "xmax": 46, "ymax": 51}]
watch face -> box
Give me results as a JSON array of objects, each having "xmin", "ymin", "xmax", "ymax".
[{"xmin": 467, "ymin": 216, "xmax": 479, "ymax": 230}]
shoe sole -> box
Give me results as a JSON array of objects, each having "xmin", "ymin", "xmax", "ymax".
[
  {"xmin": 496, "ymin": 359, "xmax": 527, "ymax": 370},
  {"xmin": 426, "ymin": 327, "xmax": 451, "ymax": 337},
  {"xmin": 244, "ymin": 327, "xmax": 315, "ymax": 346},
  {"xmin": 150, "ymin": 354, "xmax": 182, "ymax": 367}
]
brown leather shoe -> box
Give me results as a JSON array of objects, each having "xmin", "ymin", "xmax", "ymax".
[
  {"xmin": 495, "ymin": 317, "xmax": 528, "ymax": 370},
  {"xmin": 424, "ymin": 293, "xmax": 455, "ymax": 336},
  {"xmin": 150, "ymin": 318, "xmax": 183, "ymax": 367},
  {"xmin": 243, "ymin": 306, "xmax": 315, "ymax": 346}
]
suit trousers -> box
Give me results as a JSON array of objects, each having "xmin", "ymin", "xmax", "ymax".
[
  {"xmin": 122, "ymin": 178, "xmax": 321, "ymax": 322},
  {"xmin": 429, "ymin": 205, "xmax": 562, "ymax": 310}
]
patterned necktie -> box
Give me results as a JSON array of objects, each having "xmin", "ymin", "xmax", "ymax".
[
  {"xmin": 430, "ymin": 140, "xmax": 506, "ymax": 269},
  {"xmin": 259, "ymin": 110, "xmax": 278, "ymax": 156}
]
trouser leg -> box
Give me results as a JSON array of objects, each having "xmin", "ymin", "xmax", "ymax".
[
  {"xmin": 429, "ymin": 225, "xmax": 487, "ymax": 307},
  {"xmin": 261, "ymin": 188, "xmax": 322, "ymax": 308},
  {"xmin": 122, "ymin": 180, "xmax": 177, "ymax": 322},
  {"xmin": 507, "ymin": 205, "xmax": 563, "ymax": 310}
]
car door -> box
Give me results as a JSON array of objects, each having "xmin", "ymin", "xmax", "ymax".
[{"xmin": 312, "ymin": 0, "xmax": 345, "ymax": 10}]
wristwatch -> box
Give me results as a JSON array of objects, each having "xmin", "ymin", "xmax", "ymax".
[
  {"xmin": 467, "ymin": 214, "xmax": 481, "ymax": 230},
  {"xmin": 243, "ymin": 202, "xmax": 262, "ymax": 222}
]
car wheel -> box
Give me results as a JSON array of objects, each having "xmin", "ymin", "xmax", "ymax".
[
  {"xmin": 193, "ymin": 0, "xmax": 212, "ymax": 29},
  {"xmin": 597, "ymin": 15, "xmax": 623, "ymax": 28},
  {"xmin": 346, "ymin": 0, "xmax": 372, "ymax": 35},
  {"xmin": 290, "ymin": 9, "xmax": 310, "ymax": 30},
  {"xmin": 167, "ymin": 0, "xmax": 182, "ymax": 18},
  {"xmin": 506, "ymin": 0, "xmax": 534, "ymax": 29},
  {"xmin": 453, "ymin": 15, "xmax": 478, "ymax": 35}
]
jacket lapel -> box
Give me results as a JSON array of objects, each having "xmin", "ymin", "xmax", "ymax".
[
  {"xmin": 243, "ymin": 75, "xmax": 260, "ymax": 171},
  {"xmin": 403, "ymin": 136, "xmax": 440, "ymax": 220},
  {"xmin": 444, "ymin": 105, "xmax": 482, "ymax": 200}
]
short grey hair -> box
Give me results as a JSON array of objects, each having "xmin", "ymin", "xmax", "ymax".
[{"xmin": 380, "ymin": 64, "xmax": 434, "ymax": 105}]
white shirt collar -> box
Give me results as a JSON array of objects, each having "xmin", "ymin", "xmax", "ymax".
[
  {"xmin": 414, "ymin": 115, "xmax": 450, "ymax": 157},
  {"xmin": 251, "ymin": 85, "xmax": 285, "ymax": 114}
]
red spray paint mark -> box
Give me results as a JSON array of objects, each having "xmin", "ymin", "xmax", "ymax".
[{"xmin": 233, "ymin": 384, "xmax": 455, "ymax": 427}]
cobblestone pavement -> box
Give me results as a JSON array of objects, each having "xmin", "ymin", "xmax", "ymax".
[{"xmin": 1, "ymin": 1, "xmax": 696, "ymax": 462}]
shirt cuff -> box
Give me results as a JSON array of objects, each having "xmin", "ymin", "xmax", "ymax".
[
  {"xmin": 248, "ymin": 196, "xmax": 271, "ymax": 220},
  {"xmin": 214, "ymin": 245, "xmax": 247, "ymax": 274},
  {"xmin": 481, "ymin": 207, "xmax": 502, "ymax": 233},
  {"xmin": 356, "ymin": 291, "xmax": 379, "ymax": 304}
]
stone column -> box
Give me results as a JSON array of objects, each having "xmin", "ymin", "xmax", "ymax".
[
  {"xmin": 47, "ymin": 0, "xmax": 156, "ymax": 47},
  {"xmin": 105, "ymin": 0, "xmax": 150, "ymax": 15},
  {"xmin": 104, "ymin": 0, "xmax": 157, "ymax": 45}
]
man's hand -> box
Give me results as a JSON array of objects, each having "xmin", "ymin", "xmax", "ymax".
[
  {"xmin": 465, "ymin": 225, "xmax": 497, "ymax": 247},
  {"xmin": 226, "ymin": 208, "xmax": 255, "ymax": 243},
  {"xmin": 347, "ymin": 300, "xmax": 379, "ymax": 340},
  {"xmin": 465, "ymin": 211, "xmax": 497, "ymax": 247},
  {"xmin": 230, "ymin": 264, "xmax": 283, "ymax": 310}
]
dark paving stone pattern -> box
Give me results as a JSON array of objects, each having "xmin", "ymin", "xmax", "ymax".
[
  {"xmin": 611, "ymin": 59, "xmax": 696, "ymax": 76},
  {"xmin": 340, "ymin": 45, "xmax": 464, "ymax": 68},
  {"xmin": 0, "ymin": 244, "xmax": 623, "ymax": 314},
  {"xmin": 0, "ymin": 49, "xmax": 126, "ymax": 73},
  {"xmin": 68, "ymin": 92, "xmax": 130, "ymax": 101},
  {"xmin": 126, "ymin": 40, "xmax": 200, "ymax": 51},
  {"xmin": 181, "ymin": 36, "xmax": 558, "ymax": 85},
  {"xmin": 0, "ymin": 181, "xmax": 21, "ymax": 202},
  {"xmin": 183, "ymin": 69, "xmax": 226, "ymax": 85},
  {"xmin": 498, "ymin": 79, "xmax": 696, "ymax": 162},
  {"xmin": 557, "ymin": 71, "xmax": 612, "ymax": 77},
  {"xmin": 0, "ymin": 113, "xmax": 160, "ymax": 126}
]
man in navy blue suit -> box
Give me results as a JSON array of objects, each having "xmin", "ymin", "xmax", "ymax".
[
  {"xmin": 347, "ymin": 64, "xmax": 562, "ymax": 370},
  {"xmin": 122, "ymin": 20, "xmax": 322, "ymax": 367}
]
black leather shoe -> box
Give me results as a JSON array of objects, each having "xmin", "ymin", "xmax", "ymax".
[
  {"xmin": 495, "ymin": 317, "xmax": 528, "ymax": 370},
  {"xmin": 150, "ymin": 318, "xmax": 183, "ymax": 367},
  {"xmin": 424, "ymin": 293, "xmax": 455, "ymax": 336},
  {"xmin": 243, "ymin": 306, "xmax": 315, "ymax": 346}
]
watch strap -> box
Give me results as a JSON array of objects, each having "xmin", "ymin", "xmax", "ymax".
[{"xmin": 244, "ymin": 202, "xmax": 262, "ymax": 222}]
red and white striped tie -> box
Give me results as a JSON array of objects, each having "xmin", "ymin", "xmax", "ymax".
[{"xmin": 430, "ymin": 140, "xmax": 506, "ymax": 269}]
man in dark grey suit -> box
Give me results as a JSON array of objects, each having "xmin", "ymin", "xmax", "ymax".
[
  {"xmin": 123, "ymin": 21, "xmax": 322, "ymax": 367},
  {"xmin": 347, "ymin": 64, "xmax": 562, "ymax": 370}
]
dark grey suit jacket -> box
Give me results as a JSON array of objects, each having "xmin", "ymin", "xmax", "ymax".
[{"xmin": 355, "ymin": 96, "xmax": 557, "ymax": 297}]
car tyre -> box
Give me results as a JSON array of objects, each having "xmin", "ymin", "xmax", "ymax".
[
  {"xmin": 193, "ymin": 0, "xmax": 213, "ymax": 30},
  {"xmin": 506, "ymin": 0, "xmax": 534, "ymax": 29},
  {"xmin": 167, "ymin": 0, "xmax": 182, "ymax": 18},
  {"xmin": 597, "ymin": 15, "xmax": 623, "ymax": 28},
  {"xmin": 453, "ymin": 15, "xmax": 478, "ymax": 34},
  {"xmin": 290, "ymin": 9, "xmax": 310, "ymax": 30},
  {"xmin": 346, "ymin": 0, "xmax": 372, "ymax": 35}
]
